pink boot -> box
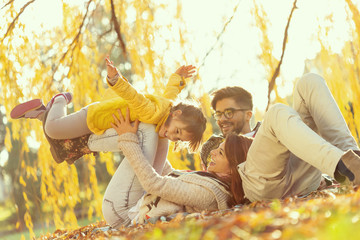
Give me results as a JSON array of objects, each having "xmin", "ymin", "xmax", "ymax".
[{"xmin": 10, "ymin": 99, "xmax": 46, "ymax": 119}]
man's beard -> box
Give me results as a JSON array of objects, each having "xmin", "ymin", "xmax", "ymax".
[{"xmin": 220, "ymin": 121, "xmax": 243, "ymax": 136}]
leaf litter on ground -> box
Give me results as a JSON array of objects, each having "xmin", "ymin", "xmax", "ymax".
[{"xmin": 37, "ymin": 184, "xmax": 360, "ymax": 240}]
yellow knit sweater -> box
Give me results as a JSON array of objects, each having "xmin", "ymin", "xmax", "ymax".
[{"xmin": 87, "ymin": 73, "xmax": 185, "ymax": 135}]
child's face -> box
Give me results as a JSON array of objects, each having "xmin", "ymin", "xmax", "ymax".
[{"xmin": 158, "ymin": 117, "xmax": 192, "ymax": 142}]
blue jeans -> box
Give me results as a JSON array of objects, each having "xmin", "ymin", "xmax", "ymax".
[{"xmin": 88, "ymin": 123, "xmax": 169, "ymax": 227}]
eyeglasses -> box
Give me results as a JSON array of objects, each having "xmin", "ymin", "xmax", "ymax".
[{"xmin": 213, "ymin": 108, "xmax": 249, "ymax": 120}]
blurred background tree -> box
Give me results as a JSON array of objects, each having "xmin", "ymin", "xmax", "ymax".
[{"xmin": 0, "ymin": 0, "xmax": 360, "ymax": 238}]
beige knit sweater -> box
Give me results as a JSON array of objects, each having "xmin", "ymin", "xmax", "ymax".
[{"xmin": 118, "ymin": 133, "xmax": 232, "ymax": 223}]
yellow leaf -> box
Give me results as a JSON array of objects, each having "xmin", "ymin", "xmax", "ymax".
[
  {"xmin": 23, "ymin": 192, "xmax": 28, "ymax": 202},
  {"xmin": 19, "ymin": 176, "xmax": 26, "ymax": 187},
  {"xmin": 88, "ymin": 206, "xmax": 94, "ymax": 220},
  {"xmin": 4, "ymin": 127, "xmax": 12, "ymax": 151}
]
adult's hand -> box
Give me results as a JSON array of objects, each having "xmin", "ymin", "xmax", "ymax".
[{"xmin": 111, "ymin": 108, "xmax": 139, "ymax": 136}]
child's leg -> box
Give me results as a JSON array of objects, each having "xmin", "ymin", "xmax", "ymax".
[
  {"xmin": 239, "ymin": 104, "xmax": 344, "ymax": 202},
  {"xmin": 293, "ymin": 73, "xmax": 359, "ymax": 151},
  {"xmin": 87, "ymin": 128, "xmax": 122, "ymax": 152},
  {"xmin": 102, "ymin": 123, "xmax": 166, "ymax": 228},
  {"xmin": 45, "ymin": 97, "xmax": 92, "ymax": 139}
]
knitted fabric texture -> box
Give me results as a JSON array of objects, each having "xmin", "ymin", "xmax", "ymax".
[
  {"xmin": 117, "ymin": 133, "xmax": 231, "ymax": 222},
  {"xmin": 200, "ymin": 135, "xmax": 224, "ymax": 168}
]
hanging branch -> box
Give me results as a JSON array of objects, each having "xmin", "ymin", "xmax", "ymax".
[
  {"xmin": 1, "ymin": 0, "xmax": 15, "ymax": 10},
  {"xmin": 99, "ymin": 28, "xmax": 113, "ymax": 39},
  {"xmin": 50, "ymin": 0, "xmax": 93, "ymax": 83},
  {"xmin": 1, "ymin": 0, "xmax": 36, "ymax": 41},
  {"xmin": 110, "ymin": 0, "xmax": 127, "ymax": 59},
  {"xmin": 265, "ymin": 0, "xmax": 298, "ymax": 111},
  {"xmin": 198, "ymin": 0, "xmax": 242, "ymax": 69}
]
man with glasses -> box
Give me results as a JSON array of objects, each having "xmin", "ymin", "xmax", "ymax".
[{"xmin": 200, "ymin": 86, "xmax": 261, "ymax": 168}]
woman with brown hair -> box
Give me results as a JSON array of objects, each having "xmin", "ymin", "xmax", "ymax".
[
  {"xmin": 108, "ymin": 108, "xmax": 250, "ymax": 226},
  {"xmin": 207, "ymin": 133, "xmax": 252, "ymax": 205}
]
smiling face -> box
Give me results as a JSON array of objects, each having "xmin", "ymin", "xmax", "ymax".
[
  {"xmin": 207, "ymin": 142, "xmax": 231, "ymax": 174},
  {"xmin": 158, "ymin": 112, "xmax": 193, "ymax": 142},
  {"xmin": 215, "ymin": 98, "xmax": 250, "ymax": 136}
]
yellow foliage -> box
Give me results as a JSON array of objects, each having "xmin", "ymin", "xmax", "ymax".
[
  {"xmin": 3, "ymin": 0, "xmax": 360, "ymax": 237},
  {"xmin": 5, "ymin": 127, "xmax": 12, "ymax": 151},
  {"xmin": 99, "ymin": 152, "xmax": 116, "ymax": 176},
  {"xmin": 19, "ymin": 176, "xmax": 26, "ymax": 187},
  {"xmin": 24, "ymin": 211, "xmax": 34, "ymax": 238},
  {"xmin": 311, "ymin": 9, "xmax": 360, "ymax": 146},
  {"xmin": 251, "ymin": 0, "xmax": 287, "ymax": 106}
]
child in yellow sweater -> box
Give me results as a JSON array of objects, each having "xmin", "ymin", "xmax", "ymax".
[{"xmin": 11, "ymin": 57, "xmax": 206, "ymax": 152}]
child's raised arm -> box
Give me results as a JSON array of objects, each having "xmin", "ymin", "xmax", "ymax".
[
  {"xmin": 162, "ymin": 65, "xmax": 197, "ymax": 100},
  {"xmin": 105, "ymin": 56, "xmax": 121, "ymax": 85}
]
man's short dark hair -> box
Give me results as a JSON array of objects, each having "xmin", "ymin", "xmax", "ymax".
[{"xmin": 210, "ymin": 86, "xmax": 253, "ymax": 110}]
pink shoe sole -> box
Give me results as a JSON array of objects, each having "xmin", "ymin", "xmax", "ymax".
[{"xmin": 10, "ymin": 99, "xmax": 44, "ymax": 119}]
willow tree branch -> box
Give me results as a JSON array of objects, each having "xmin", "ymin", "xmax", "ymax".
[
  {"xmin": 110, "ymin": 0, "xmax": 127, "ymax": 59},
  {"xmin": 1, "ymin": 0, "xmax": 36, "ymax": 41},
  {"xmin": 99, "ymin": 28, "xmax": 113, "ymax": 39},
  {"xmin": 51, "ymin": 0, "xmax": 93, "ymax": 82},
  {"xmin": 1, "ymin": 0, "xmax": 15, "ymax": 10},
  {"xmin": 265, "ymin": 0, "xmax": 298, "ymax": 111},
  {"xmin": 198, "ymin": 0, "xmax": 242, "ymax": 69}
]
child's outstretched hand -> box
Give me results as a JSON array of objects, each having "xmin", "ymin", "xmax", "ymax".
[
  {"xmin": 105, "ymin": 56, "xmax": 120, "ymax": 79},
  {"xmin": 175, "ymin": 65, "xmax": 196, "ymax": 79},
  {"xmin": 111, "ymin": 108, "xmax": 139, "ymax": 136}
]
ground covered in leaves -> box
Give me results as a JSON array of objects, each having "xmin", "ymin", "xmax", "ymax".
[{"xmin": 38, "ymin": 184, "xmax": 360, "ymax": 239}]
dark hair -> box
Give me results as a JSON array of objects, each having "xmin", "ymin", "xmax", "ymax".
[
  {"xmin": 224, "ymin": 133, "xmax": 253, "ymax": 205},
  {"xmin": 210, "ymin": 86, "xmax": 253, "ymax": 111},
  {"xmin": 170, "ymin": 102, "xmax": 207, "ymax": 152}
]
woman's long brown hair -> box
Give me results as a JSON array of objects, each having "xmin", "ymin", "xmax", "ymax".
[{"xmin": 224, "ymin": 133, "xmax": 253, "ymax": 205}]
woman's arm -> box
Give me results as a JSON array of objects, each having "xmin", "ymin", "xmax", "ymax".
[
  {"xmin": 110, "ymin": 109, "xmax": 219, "ymax": 210},
  {"xmin": 118, "ymin": 132, "xmax": 218, "ymax": 210},
  {"xmin": 161, "ymin": 160, "xmax": 174, "ymax": 176}
]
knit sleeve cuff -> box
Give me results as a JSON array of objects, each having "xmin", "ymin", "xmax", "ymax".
[
  {"xmin": 117, "ymin": 132, "xmax": 139, "ymax": 144},
  {"xmin": 117, "ymin": 132, "xmax": 141, "ymax": 155},
  {"xmin": 106, "ymin": 73, "xmax": 120, "ymax": 86}
]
